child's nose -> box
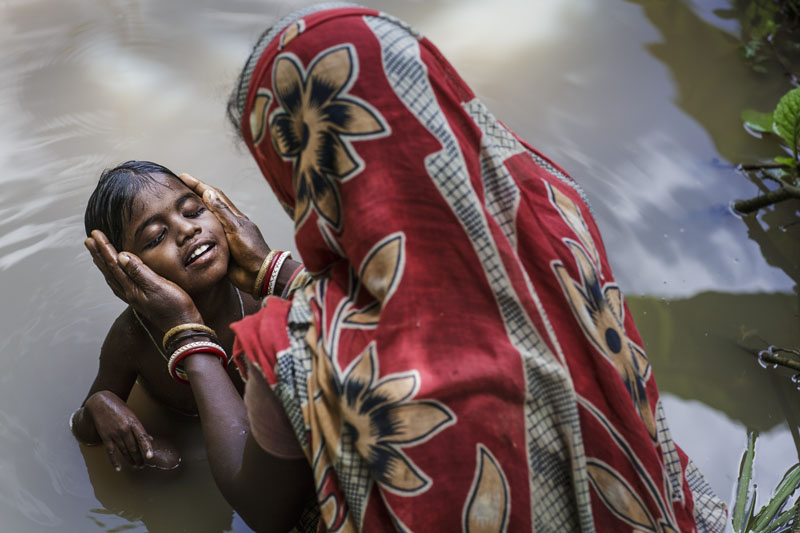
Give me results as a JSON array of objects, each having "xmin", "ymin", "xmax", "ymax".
[{"xmin": 176, "ymin": 218, "xmax": 201, "ymax": 244}]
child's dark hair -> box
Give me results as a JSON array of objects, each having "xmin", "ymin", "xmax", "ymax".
[{"xmin": 85, "ymin": 161, "xmax": 180, "ymax": 250}]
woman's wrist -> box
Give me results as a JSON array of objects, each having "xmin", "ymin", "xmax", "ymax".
[
  {"xmin": 273, "ymin": 258, "xmax": 302, "ymax": 298},
  {"xmin": 166, "ymin": 336, "xmax": 227, "ymax": 384},
  {"xmin": 182, "ymin": 351, "xmax": 229, "ymax": 378}
]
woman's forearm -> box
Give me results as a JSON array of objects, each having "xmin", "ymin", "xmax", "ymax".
[
  {"xmin": 182, "ymin": 353, "xmax": 315, "ymax": 532},
  {"xmin": 182, "ymin": 354, "xmax": 250, "ymax": 491}
]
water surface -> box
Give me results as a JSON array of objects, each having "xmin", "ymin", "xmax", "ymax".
[{"xmin": 1, "ymin": 0, "xmax": 798, "ymax": 531}]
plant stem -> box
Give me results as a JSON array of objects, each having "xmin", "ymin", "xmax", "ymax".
[
  {"xmin": 758, "ymin": 351, "xmax": 800, "ymax": 372},
  {"xmin": 738, "ymin": 162, "xmax": 790, "ymax": 171},
  {"xmin": 734, "ymin": 183, "xmax": 800, "ymax": 213}
]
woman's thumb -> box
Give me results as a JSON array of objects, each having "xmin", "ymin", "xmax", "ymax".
[
  {"xmin": 118, "ymin": 253, "xmax": 151, "ymax": 286},
  {"xmin": 203, "ymin": 189, "xmax": 235, "ymax": 229}
]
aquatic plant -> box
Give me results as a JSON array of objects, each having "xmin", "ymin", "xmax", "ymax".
[
  {"xmin": 732, "ymin": 432, "xmax": 800, "ymax": 532},
  {"xmin": 735, "ymin": 87, "xmax": 800, "ymax": 213},
  {"xmin": 728, "ymin": 0, "xmax": 800, "ymax": 76}
]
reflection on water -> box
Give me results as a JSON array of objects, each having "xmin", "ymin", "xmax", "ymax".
[{"xmin": 0, "ymin": 0, "xmax": 798, "ymax": 531}]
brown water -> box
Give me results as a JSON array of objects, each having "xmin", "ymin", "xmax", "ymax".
[{"xmin": 1, "ymin": 0, "xmax": 798, "ymax": 531}]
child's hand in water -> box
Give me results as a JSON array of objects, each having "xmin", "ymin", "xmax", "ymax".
[
  {"xmin": 178, "ymin": 173, "xmax": 270, "ymax": 294},
  {"xmin": 84, "ymin": 391, "xmax": 154, "ymax": 471},
  {"xmin": 85, "ymin": 230, "xmax": 203, "ymax": 330}
]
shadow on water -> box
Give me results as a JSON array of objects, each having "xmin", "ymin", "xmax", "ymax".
[{"xmin": 629, "ymin": 292, "xmax": 800, "ymax": 435}]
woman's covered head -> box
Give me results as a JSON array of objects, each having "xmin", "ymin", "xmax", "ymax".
[{"xmin": 85, "ymin": 161, "xmax": 230, "ymax": 294}]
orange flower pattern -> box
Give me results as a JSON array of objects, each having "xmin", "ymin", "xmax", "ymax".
[{"xmin": 269, "ymin": 43, "xmax": 389, "ymax": 230}]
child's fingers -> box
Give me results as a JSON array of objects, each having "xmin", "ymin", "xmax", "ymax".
[
  {"xmin": 132, "ymin": 424, "xmax": 154, "ymax": 460},
  {"xmin": 112, "ymin": 435, "xmax": 135, "ymax": 465},
  {"xmin": 104, "ymin": 440, "xmax": 122, "ymax": 472},
  {"xmin": 121, "ymin": 431, "xmax": 144, "ymax": 467}
]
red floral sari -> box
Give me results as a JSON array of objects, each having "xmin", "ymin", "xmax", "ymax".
[{"xmin": 230, "ymin": 4, "xmax": 726, "ymax": 532}]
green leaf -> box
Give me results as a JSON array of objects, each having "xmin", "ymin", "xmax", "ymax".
[
  {"xmin": 745, "ymin": 485, "xmax": 759, "ymax": 531},
  {"xmin": 752, "ymin": 463, "xmax": 800, "ymax": 531},
  {"xmin": 742, "ymin": 109, "xmax": 775, "ymax": 133},
  {"xmin": 734, "ymin": 433, "xmax": 757, "ymax": 532},
  {"xmin": 774, "ymin": 156, "xmax": 797, "ymax": 168},
  {"xmin": 759, "ymin": 499, "xmax": 798, "ymax": 532},
  {"xmin": 773, "ymin": 87, "xmax": 800, "ymax": 161}
]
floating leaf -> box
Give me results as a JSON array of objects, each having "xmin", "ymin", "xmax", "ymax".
[
  {"xmin": 773, "ymin": 87, "xmax": 800, "ymax": 160},
  {"xmin": 751, "ymin": 462, "xmax": 800, "ymax": 531},
  {"xmin": 734, "ymin": 433, "xmax": 756, "ymax": 532},
  {"xmin": 742, "ymin": 109, "xmax": 774, "ymax": 133}
]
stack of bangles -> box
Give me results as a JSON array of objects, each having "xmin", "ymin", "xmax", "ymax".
[
  {"xmin": 162, "ymin": 323, "xmax": 228, "ymax": 384},
  {"xmin": 252, "ymin": 250, "xmax": 292, "ymax": 299}
]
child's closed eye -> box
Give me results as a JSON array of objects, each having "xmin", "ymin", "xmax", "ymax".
[
  {"xmin": 144, "ymin": 229, "xmax": 166, "ymax": 249},
  {"xmin": 185, "ymin": 207, "xmax": 205, "ymax": 218}
]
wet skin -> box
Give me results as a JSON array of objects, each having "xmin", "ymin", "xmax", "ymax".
[
  {"xmin": 82, "ymin": 173, "xmax": 313, "ymax": 530},
  {"xmin": 72, "ymin": 174, "xmax": 260, "ymax": 471}
]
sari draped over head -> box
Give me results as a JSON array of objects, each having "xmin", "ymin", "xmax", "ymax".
[{"xmin": 230, "ymin": 4, "xmax": 726, "ymax": 532}]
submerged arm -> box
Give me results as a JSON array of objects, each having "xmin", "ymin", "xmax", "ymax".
[
  {"xmin": 183, "ymin": 353, "xmax": 314, "ymax": 532},
  {"xmin": 71, "ymin": 315, "xmax": 153, "ymax": 470}
]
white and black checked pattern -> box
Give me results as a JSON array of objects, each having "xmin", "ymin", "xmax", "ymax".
[
  {"xmin": 463, "ymin": 98, "xmax": 524, "ymax": 250},
  {"xmin": 335, "ymin": 425, "xmax": 373, "ymax": 528},
  {"xmin": 271, "ymin": 288, "xmax": 317, "ymax": 452},
  {"xmin": 655, "ymin": 400, "xmax": 685, "ymax": 504},
  {"xmin": 685, "ymin": 460, "xmax": 727, "ymax": 533},
  {"xmin": 364, "ymin": 14, "xmax": 593, "ymax": 532},
  {"xmin": 524, "ymin": 148, "xmax": 595, "ymax": 217}
]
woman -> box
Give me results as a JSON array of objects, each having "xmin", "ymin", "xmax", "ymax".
[{"xmin": 86, "ymin": 4, "xmax": 726, "ymax": 532}]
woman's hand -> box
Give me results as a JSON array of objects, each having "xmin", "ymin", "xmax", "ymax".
[
  {"xmin": 83, "ymin": 391, "xmax": 154, "ymax": 471},
  {"xmin": 178, "ymin": 173, "xmax": 270, "ymax": 294},
  {"xmin": 84, "ymin": 230, "xmax": 202, "ymax": 329}
]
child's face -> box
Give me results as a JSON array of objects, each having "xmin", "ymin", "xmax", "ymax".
[{"xmin": 120, "ymin": 173, "xmax": 230, "ymax": 295}]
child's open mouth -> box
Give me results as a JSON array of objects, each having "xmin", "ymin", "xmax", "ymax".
[{"xmin": 185, "ymin": 242, "xmax": 215, "ymax": 266}]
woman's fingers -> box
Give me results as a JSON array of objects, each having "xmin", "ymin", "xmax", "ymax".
[
  {"xmin": 179, "ymin": 173, "xmax": 246, "ymax": 218},
  {"xmin": 117, "ymin": 252, "xmax": 158, "ymax": 292},
  {"xmin": 177, "ymin": 172, "xmax": 210, "ymax": 197},
  {"xmin": 90, "ymin": 230, "xmax": 137, "ymax": 295},
  {"xmin": 202, "ymin": 189, "xmax": 243, "ymax": 233},
  {"xmin": 85, "ymin": 237, "xmax": 126, "ymax": 299}
]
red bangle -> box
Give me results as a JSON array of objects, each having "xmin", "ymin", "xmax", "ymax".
[{"xmin": 170, "ymin": 345, "xmax": 227, "ymax": 384}]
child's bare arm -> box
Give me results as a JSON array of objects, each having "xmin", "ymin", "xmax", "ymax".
[{"xmin": 71, "ymin": 312, "xmax": 154, "ymax": 470}]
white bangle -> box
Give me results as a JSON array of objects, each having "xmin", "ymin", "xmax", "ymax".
[
  {"xmin": 167, "ymin": 341, "xmax": 227, "ymax": 382},
  {"xmin": 267, "ymin": 251, "xmax": 291, "ymax": 297},
  {"xmin": 253, "ymin": 250, "xmax": 279, "ymax": 298}
]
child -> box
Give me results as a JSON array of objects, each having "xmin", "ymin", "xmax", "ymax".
[{"xmin": 71, "ymin": 161, "xmax": 261, "ymax": 471}]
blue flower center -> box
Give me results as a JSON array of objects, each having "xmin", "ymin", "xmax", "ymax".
[{"xmin": 605, "ymin": 327, "xmax": 622, "ymax": 353}]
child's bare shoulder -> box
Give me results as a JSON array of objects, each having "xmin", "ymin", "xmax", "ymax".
[{"xmin": 99, "ymin": 307, "xmax": 150, "ymax": 366}]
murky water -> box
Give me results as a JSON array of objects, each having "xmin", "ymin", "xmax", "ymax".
[{"xmin": 1, "ymin": 0, "xmax": 798, "ymax": 531}]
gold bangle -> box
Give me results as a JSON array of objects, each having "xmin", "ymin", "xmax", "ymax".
[
  {"xmin": 162, "ymin": 323, "xmax": 216, "ymax": 351},
  {"xmin": 252, "ymin": 250, "xmax": 278, "ymax": 298}
]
